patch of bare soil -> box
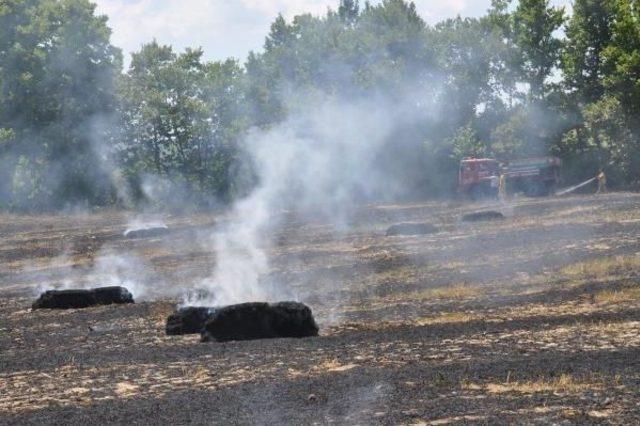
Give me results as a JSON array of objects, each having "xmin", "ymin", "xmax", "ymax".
[{"xmin": 2, "ymin": 193, "xmax": 640, "ymax": 424}]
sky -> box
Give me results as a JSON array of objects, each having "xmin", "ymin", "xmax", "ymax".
[{"xmin": 94, "ymin": 0, "xmax": 572, "ymax": 66}]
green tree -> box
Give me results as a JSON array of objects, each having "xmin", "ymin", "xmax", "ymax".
[
  {"xmin": 118, "ymin": 42, "xmax": 247, "ymax": 203},
  {"xmin": 338, "ymin": 0, "xmax": 360, "ymax": 24},
  {"xmin": 432, "ymin": 17, "xmax": 494, "ymax": 131},
  {"xmin": 512, "ymin": 0, "xmax": 564, "ymax": 100},
  {"xmin": 491, "ymin": 110, "xmax": 528, "ymax": 159},
  {"xmin": 483, "ymin": 0, "xmax": 521, "ymax": 105},
  {"xmin": 580, "ymin": 96, "xmax": 637, "ymax": 184},
  {"xmin": 0, "ymin": 0, "xmax": 122, "ymax": 209},
  {"xmin": 490, "ymin": 106, "xmax": 551, "ymax": 159},
  {"xmin": 448, "ymin": 125, "xmax": 487, "ymax": 161},
  {"xmin": 563, "ymin": 0, "xmax": 618, "ymax": 105},
  {"xmin": 265, "ymin": 14, "xmax": 295, "ymax": 51},
  {"xmin": 603, "ymin": 0, "xmax": 640, "ymax": 123}
]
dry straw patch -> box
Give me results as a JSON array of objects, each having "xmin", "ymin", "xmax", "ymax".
[
  {"xmin": 464, "ymin": 373, "xmax": 610, "ymax": 395},
  {"xmin": 595, "ymin": 287, "xmax": 640, "ymax": 303},
  {"xmin": 415, "ymin": 312, "xmax": 477, "ymax": 326},
  {"xmin": 395, "ymin": 284, "xmax": 482, "ymax": 303},
  {"xmin": 561, "ymin": 255, "xmax": 640, "ymax": 279},
  {"xmin": 428, "ymin": 284, "xmax": 481, "ymax": 299},
  {"xmin": 316, "ymin": 359, "xmax": 359, "ymax": 373}
]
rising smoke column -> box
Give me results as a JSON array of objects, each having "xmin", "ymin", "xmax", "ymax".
[{"xmin": 191, "ymin": 89, "xmax": 440, "ymax": 307}]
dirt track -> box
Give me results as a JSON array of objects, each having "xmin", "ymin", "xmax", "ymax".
[{"xmin": 2, "ymin": 193, "xmax": 640, "ymax": 424}]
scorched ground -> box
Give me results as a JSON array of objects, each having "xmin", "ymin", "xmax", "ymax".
[{"xmin": 2, "ymin": 193, "xmax": 640, "ymax": 424}]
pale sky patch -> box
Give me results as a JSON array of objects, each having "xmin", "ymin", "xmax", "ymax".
[{"xmin": 94, "ymin": 0, "xmax": 572, "ymax": 67}]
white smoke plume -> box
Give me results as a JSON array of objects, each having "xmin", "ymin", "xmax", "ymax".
[
  {"xmin": 190, "ymin": 88, "xmax": 441, "ymax": 307},
  {"xmin": 123, "ymin": 214, "xmax": 168, "ymax": 236},
  {"xmin": 33, "ymin": 249, "xmax": 156, "ymax": 301}
]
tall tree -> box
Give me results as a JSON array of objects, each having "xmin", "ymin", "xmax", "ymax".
[
  {"xmin": 118, "ymin": 42, "xmax": 247, "ymax": 203},
  {"xmin": 0, "ymin": 0, "xmax": 122, "ymax": 209},
  {"xmin": 603, "ymin": 0, "xmax": 640, "ymax": 122},
  {"xmin": 265, "ymin": 14, "xmax": 294, "ymax": 51},
  {"xmin": 482, "ymin": 0, "xmax": 521, "ymax": 106},
  {"xmin": 512, "ymin": 0, "xmax": 564, "ymax": 100},
  {"xmin": 338, "ymin": 0, "xmax": 360, "ymax": 24},
  {"xmin": 563, "ymin": 0, "xmax": 618, "ymax": 104},
  {"xmin": 432, "ymin": 17, "xmax": 494, "ymax": 130},
  {"xmin": 356, "ymin": 0, "xmax": 430, "ymax": 93}
]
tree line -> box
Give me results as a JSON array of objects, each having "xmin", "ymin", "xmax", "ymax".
[{"xmin": 1, "ymin": 0, "xmax": 640, "ymax": 210}]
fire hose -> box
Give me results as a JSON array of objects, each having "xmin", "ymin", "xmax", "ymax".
[{"xmin": 555, "ymin": 177, "xmax": 597, "ymax": 196}]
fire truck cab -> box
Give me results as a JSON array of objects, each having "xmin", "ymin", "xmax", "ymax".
[{"xmin": 458, "ymin": 158, "xmax": 501, "ymax": 200}]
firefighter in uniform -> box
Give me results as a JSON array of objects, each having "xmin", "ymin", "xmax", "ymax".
[
  {"xmin": 596, "ymin": 169, "xmax": 607, "ymax": 194},
  {"xmin": 498, "ymin": 172, "xmax": 507, "ymax": 201},
  {"xmin": 490, "ymin": 173, "xmax": 499, "ymax": 199}
]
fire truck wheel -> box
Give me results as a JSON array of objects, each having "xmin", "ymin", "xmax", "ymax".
[
  {"xmin": 525, "ymin": 181, "xmax": 545, "ymax": 197},
  {"xmin": 471, "ymin": 185, "xmax": 485, "ymax": 201}
]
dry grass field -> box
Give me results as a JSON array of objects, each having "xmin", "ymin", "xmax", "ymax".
[{"xmin": 2, "ymin": 192, "xmax": 640, "ymax": 424}]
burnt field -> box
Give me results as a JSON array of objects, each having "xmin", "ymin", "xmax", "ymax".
[{"xmin": 2, "ymin": 193, "xmax": 640, "ymax": 424}]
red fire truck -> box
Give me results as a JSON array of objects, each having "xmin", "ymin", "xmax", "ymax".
[
  {"xmin": 458, "ymin": 158, "xmax": 501, "ymax": 200},
  {"xmin": 458, "ymin": 156, "xmax": 562, "ymax": 199}
]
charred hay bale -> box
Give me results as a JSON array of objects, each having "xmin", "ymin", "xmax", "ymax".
[
  {"xmin": 166, "ymin": 307, "xmax": 215, "ymax": 335},
  {"xmin": 201, "ymin": 301, "xmax": 319, "ymax": 342},
  {"xmin": 386, "ymin": 223, "xmax": 437, "ymax": 237},
  {"xmin": 32, "ymin": 289, "xmax": 96, "ymax": 310},
  {"xmin": 123, "ymin": 227, "xmax": 169, "ymax": 239},
  {"xmin": 91, "ymin": 286, "xmax": 134, "ymax": 305},
  {"xmin": 461, "ymin": 211, "xmax": 505, "ymax": 222},
  {"xmin": 32, "ymin": 286, "xmax": 134, "ymax": 310}
]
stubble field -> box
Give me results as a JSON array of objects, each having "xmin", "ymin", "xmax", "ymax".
[{"xmin": 2, "ymin": 192, "xmax": 640, "ymax": 424}]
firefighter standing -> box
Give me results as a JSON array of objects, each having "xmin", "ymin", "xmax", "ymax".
[
  {"xmin": 596, "ymin": 169, "xmax": 607, "ymax": 194},
  {"xmin": 498, "ymin": 172, "xmax": 507, "ymax": 201},
  {"xmin": 490, "ymin": 174, "xmax": 499, "ymax": 198}
]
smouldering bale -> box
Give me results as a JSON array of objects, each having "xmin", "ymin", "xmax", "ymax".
[
  {"xmin": 385, "ymin": 223, "xmax": 438, "ymax": 237},
  {"xmin": 201, "ymin": 301, "xmax": 319, "ymax": 342},
  {"xmin": 32, "ymin": 289, "xmax": 96, "ymax": 310},
  {"xmin": 91, "ymin": 286, "xmax": 135, "ymax": 305},
  {"xmin": 166, "ymin": 307, "xmax": 216, "ymax": 335},
  {"xmin": 461, "ymin": 211, "xmax": 505, "ymax": 222},
  {"xmin": 32, "ymin": 286, "xmax": 134, "ymax": 310},
  {"xmin": 123, "ymin": 227, "xmax": 169, "ymax": 239}
]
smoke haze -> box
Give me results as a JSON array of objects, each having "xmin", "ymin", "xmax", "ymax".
[{"xmin": 192, "ymin": 87, "xmax": 442, "ymax": 307}]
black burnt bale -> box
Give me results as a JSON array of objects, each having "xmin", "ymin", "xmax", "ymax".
[
  {"xmin": 386, "ymin": 223, "xmax": 438, "ymax": 237},
  {"xmin": 268, "ymin": 302, "xmax": 319, "ymax": 338},
  {"xmin": 91, "ymin": 286, "xmax": 134, "ymax": 305},
  {"xmin": 124, "ymin": 227, "xmax": 169, "ymax": 239},
  {"xmin": 32, "ymin": 289, "xmax": 95, "ymax": 310},
  {"xmin": 461, "ymin": 211, "xmax": 505, "ymax": 222},
  {"xmin": 32, "ymin": 286, "xmax": 134, "ymax": 310},
  {"xmin": 166, "ymin": 307, "xmax": 215, "ymax": 335},
  {"xmin": 201, "ymin": 301, "xmax": 319, "ymax": 342}
]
